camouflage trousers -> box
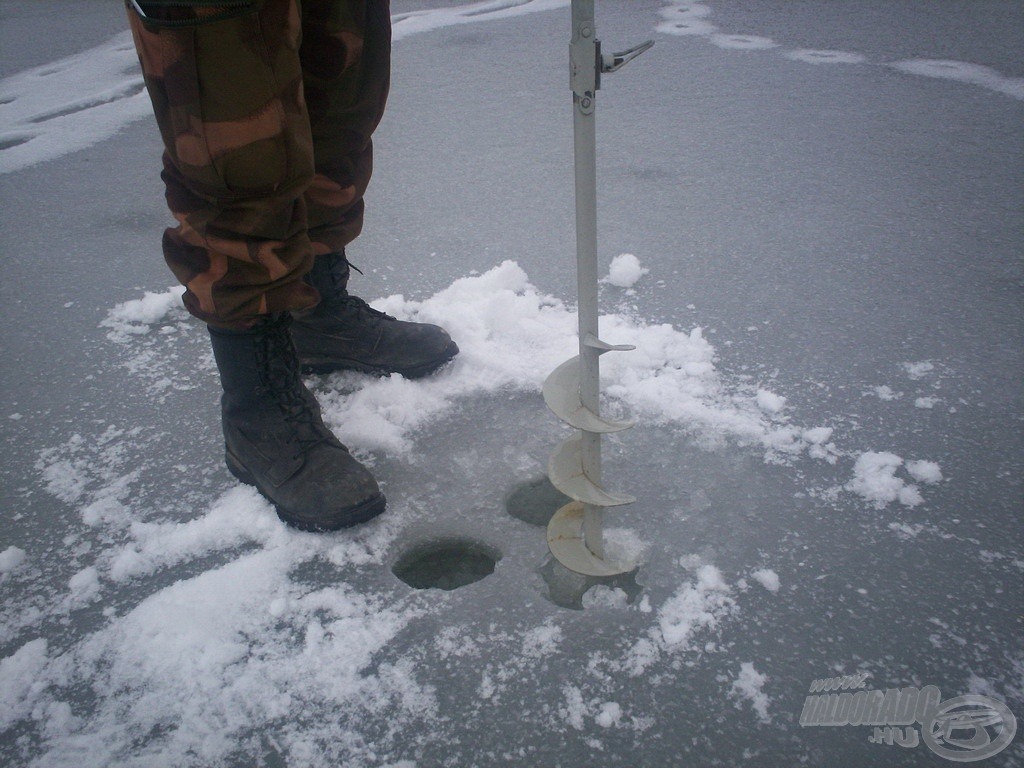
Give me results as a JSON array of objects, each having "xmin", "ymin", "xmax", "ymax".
[{"xmin": 126, "ymin": 0, "xmax": 391, "ymax": 327}]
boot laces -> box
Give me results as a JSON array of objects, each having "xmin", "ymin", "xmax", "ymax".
[
  {"xmin": 254, "ymin": 317, "xmax": 328, "ymax": 457},
  {"xmin": 317, "ymin": 254, "xmax": 395, "ymax": 325}
]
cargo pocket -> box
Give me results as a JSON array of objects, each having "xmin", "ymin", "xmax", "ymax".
[
  {"xmin": 128, "ymin": 1, "xmax": 264, "ymax": 28},
  {"xmin": 135, "ymin": 0, "xmax": 303, "ymax": 198}
]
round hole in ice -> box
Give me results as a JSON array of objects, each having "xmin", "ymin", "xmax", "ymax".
[
  {"xmin": 539, "ymin": 557, "xmax": 643, "ymax": 611},
  {"xmin": 392, "ymin": 539, "xmax": 501, "ymax": 591},
  {"xmin": 505, "ymin": 476, "xmax": 573, "ymax": 527}
]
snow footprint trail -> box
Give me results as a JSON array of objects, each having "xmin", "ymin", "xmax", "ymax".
[
  {"xmin": 391, "ymin": 0, "xmax": 568, "ymax": 41},
  {"xmin": 0, "ymin": 32, "xmax": 151, "ymax": 175},
  {"xmin": 0, "ymin": 1, "xmax": 570, "ymax": 176},
  {"xmin": 656, "ymin": 1, "xmax": 1024, "ymax": 101}
]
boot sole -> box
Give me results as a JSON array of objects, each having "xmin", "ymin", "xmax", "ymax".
[
  {"xmin": 225, "ymin": 448, "xmax": 386, "ymax": 531},
  {"xmin": 300, "ymin": 340, "xmax": 460, "ymax": 380}
]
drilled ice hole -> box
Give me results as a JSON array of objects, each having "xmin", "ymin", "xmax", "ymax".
[
  {"xmin": 505, "ymin": 476, "xmax": 572, "ymax": 527},
  {"xmin": 392, "ymin": 538, "xmax": 500, "ymax": 591}
]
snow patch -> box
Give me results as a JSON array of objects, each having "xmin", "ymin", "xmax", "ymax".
[
  {"xmin": 750, "ymin": 568, "xmax": 780, "ymax": 593},
  {"xmin": 605, "ymin": 253, "xmax": 649, "ymax": 289},
  {"xmin": 658, "ymin": 564, "xmax": 734, "ymax": 649},
  {"xmin": 0, "ymin": 546, "xmax": 27, "ymax": 574},
  {"xmin": 902, "ymin": 361, "xmax": 935, "ymax": 380},
  {"xmin": 0, "ymin": 639, "xmax": 50, "ymax": 731},
  {"xmin": 731, "ymin": 662, "xmax": 771, "ymax": 723},
  {"xmin": 101, "ymin": 286, "xmax": 186, "ymax": 343},
  {"xmin": 906, "ymin": 459, "xmax": 943, "ymax": 485},
  {"xmin": 847, "ymin": 451, "xmax": 939, "ymax": 508},
  {"xmin": 756, "ymin": 389, "xmax": 786, "ymax": 414}
]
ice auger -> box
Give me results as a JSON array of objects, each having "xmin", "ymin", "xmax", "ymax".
[{"xmin": 544, "ymin": 1, "xmax": 653, "ymax": 576}]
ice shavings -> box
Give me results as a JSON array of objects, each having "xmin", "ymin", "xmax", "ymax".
[
  {"xmin": 0, "ymin": 638, "xmax": 51, "ymax": 731},
  {"xmin": 657, "ymin": 564, "xmax": 735, "ymax": 649},
  {"xmin": 100, "ymin": 286, "xmax": 186, "ymax": 343},
  {"xmin": 0, "ymin": 546, "xmax": 27, "ymax": 574},
  {"xmin": 604, "ymin": 253, "xmax": 649, "ymax": 289},
  {"xmin": 906, "ymin": 459, "xmax": 943, "ymax": 485},
  {"xmin": 305, "ymin": 260, "xmax": 822, "ymax": 462},
  {"xmin": 846, "ymin": 451, "xmax": 941, "ymax": 508},
  {"xmin": 902, "ymin": 361, "xmax": 935, "ymax": 380},
  {"xmin": 730, "ymin": 662, "xmax": 771, "ymax": 723},
  {"xmin": 755, "ymin": 389, "xmax": 786, "ymax": 414},
  {"xmin": 104, "ymin": 486, "xmax": 284, "ymax": 582},
  {"xmin": 38, "ymin": 544, "xmax": 432, "ymax": 768},
  {"xmin": 750, "ymin": 568, "xmax": 780, "ymax": 593},
  {"xmin": 14, "ymin": 258, "xmax": 955, "ymax": 764}
]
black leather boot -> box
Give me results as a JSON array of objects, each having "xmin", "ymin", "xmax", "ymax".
[
  {"xmin": 209, "ymin": 314, "xmax": 386, "ymax": 531},
  {"xmin": 291, "ymin": 251, "xmax": 459, "ymax": 378}
]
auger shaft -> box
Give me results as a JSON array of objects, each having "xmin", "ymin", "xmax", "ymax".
[
  {"xmin": 571, "ymin": 0, "xmax": 605, "ymax": 559},
  {"xmin": 544, "ymin": 1, "xmax": 652, "ymax": 576}
]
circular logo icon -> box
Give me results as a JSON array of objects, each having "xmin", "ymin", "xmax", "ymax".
[{"xmin": 922, "ymin": 694, "xmax": 1017, "ymax": 762}]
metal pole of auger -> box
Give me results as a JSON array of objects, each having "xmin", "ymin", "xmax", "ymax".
[{"xmin": 543, "ymin": 0, "xmax": 653, "ymax": 576}]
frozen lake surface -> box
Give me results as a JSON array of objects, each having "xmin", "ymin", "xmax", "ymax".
[{"xmin": 1, "ymin": 1, "xmax": 1021, "ymax": 766}]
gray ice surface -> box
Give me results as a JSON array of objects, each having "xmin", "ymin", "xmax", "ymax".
[{"xmin": 1, "ymin": 2, "xmax": 1021, "ymax": 767}]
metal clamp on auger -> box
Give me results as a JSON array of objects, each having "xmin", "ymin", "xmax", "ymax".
[{"xmin": 545, "ymin": 1, "xmax": 653, "ymax": 577}]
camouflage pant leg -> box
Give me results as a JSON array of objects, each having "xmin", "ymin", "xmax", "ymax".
[
  {"xmin": 126, "ymin": 0, "xmax": 390, "ymax": 327},
  {"xmin": 301, "ymin": 0, "xmax": 391, "ymax": 256}
]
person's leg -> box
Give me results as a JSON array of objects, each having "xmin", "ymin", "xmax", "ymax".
[
  {"xmin": 290, "ymin": 0, "xmax": 459, "ymax": 377},
  {"xmin": 300, "ymin": 0, "xmax": 391, "ymax": 255},
  {"xmin": 127, "ymin": 0, "xmax": 384, "ymax": 528}
]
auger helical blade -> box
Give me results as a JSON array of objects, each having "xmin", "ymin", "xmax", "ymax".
[
  {"xmin": 547, "ymin": 501, "xmax": 634, "ymax": 577},
  {"xmin": 548, "ymin": 434, "xmax": 636, "ymax": 508},
  {"xmin": 543, "ymin": 356, "xmax": 635, "ymax": 434}
]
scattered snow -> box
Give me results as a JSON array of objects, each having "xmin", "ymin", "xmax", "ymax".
[
  {"xmin": 595, "ymin": 701, "xmax": 623, "ymax": 728},
  {"xmin": 0, "ymin": 546, "xmax": 27, "ymax": 574},
  {"xmin": 847, "ymin": 451, "xmax": 928, "ymax": 508},
  {"xmin": 521, "ymin": 621, "xmax": 563, "ymax": 659},
  {"xmin": 902, "ymin": 361, "xmax": 935, "ymax": 380},
  {"xmin": 871, "ymin": 385, "xmax": 901, "ymax": 401},
  {"xmin": 605, "ymin": 253, "xmax": 649, "ymax": 289},
  {"xmin": 100, "ymin": 286, "xmax": 186, "ymax": 342},
  {"xmin": 582, "ymin": 585, "xmax": 630, "ymax": 610},
  {"xmin": 731, "ymin": 662, "xmax": 771, "ymax": 723},
  {"xmin": 0, "ymin": 639, "xmax": 50, "ymax": 731},
  {"xmin": 906, "ymin": 459, "xmax": 943, "ymax": 485},
  {"xmin": 658, "ymin": 565, "xmax": 735, "ymax": 649},
  {"xmin": 750, "ymin": 568, "xmax": 780, "ymax": 593},
  {"xmin": 755, "ymin": 389, "xmax": 786, "ymax": 414},
  {"xmin": 67, "ymin": 566, "xmax": 101, "ymax": 606}
]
